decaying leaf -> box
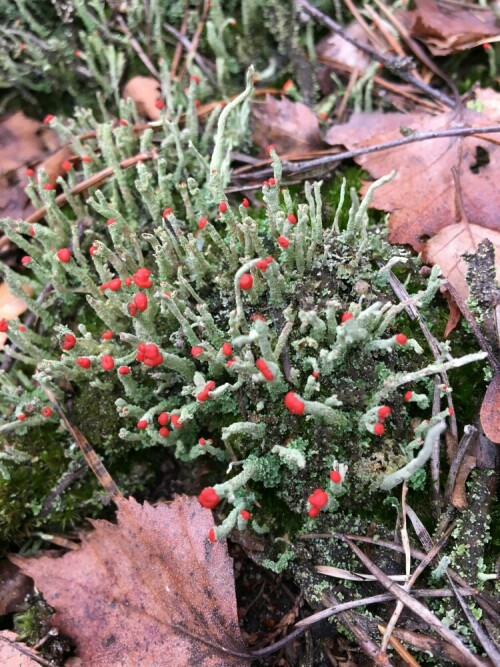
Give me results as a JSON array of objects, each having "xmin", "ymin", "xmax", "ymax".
[
  {"xmin": 122, "ymin": 76, "xmax": 162, "ymax": 121},
  {"xmin": 403, "ymin": 0, "xmax": 500, "ymax": 55},
  {"xmin": 251, "ymin": 95, "xmax": 325, "ymax": 155},
  {"xmin": 316, "ymin": 21, "xmax": 371, "ymax": 73},
  {"xmin": 0, "ymin": 559, "xmax": 32, "ymax": 615},
  {"xmin": 0, "ymin": 631, "xmax": 40, "ymax": 666},
  {"xmin": 12, "ymin": 496, "xmax": 248, "ymax": 667},
  {"xmin": 0, "ymin": 112, "xmax": 58, "ymax": 221},
  {"xmin": 326, "ymin": 104, "xmax": 500, "ymax": 300},
  {"xmin": 0, "ymin": 282, "xmax": 27, "ymax": 350},
  {"xmin": 480, "ymin": 374, "xmax": 500, "ymax": 444}
]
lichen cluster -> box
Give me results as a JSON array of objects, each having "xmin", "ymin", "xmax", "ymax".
[{"xmin": 0, "ymin": 65, "xmax": 487, "ymax": 551}]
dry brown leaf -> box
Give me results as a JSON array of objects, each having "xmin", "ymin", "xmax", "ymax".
[
  {"xmin": 12, "ymin": 496, "xmax": 248, "ymax": 667},
  {"xmin": 0, "ymin": 631, "xmax": 40, "ymax": 666},
  {"xmin": 403, "ymin": 0, "xmax": 500, "ymax": 55},
  {"xmin": 251, "ymin": 95, "xmax": 325, "ymax": 155},
  {"xmin": 441, "ymin": 287, "xmax": 462, "ymax": 338},
  {"xmin": 38, "ymin": 145, "xmax": 73, "ymax": 186},
  {"xmin": 316, "ymin": 21, "xmax": 371, "ymax": 71},
  {"xmin": 480, "ymin": 374, "xmax": 500, "ymax": 444},
  {"xmin": 0, "ymin": 282, "xmax": 27, "ymax": 350},
  {"xmin": 450, "ymin": 454, "xmax": 476, "ymax": 509},
  {"xmin": 122, "ymin": 76, "xmax": 162, "ymax": 121},
  {"xmin": 326, "ymin": 104, "xmax": 500, "ymax": 300}
]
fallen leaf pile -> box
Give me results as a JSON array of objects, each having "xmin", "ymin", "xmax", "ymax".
[
  {"xmin": 326, "ymin": 97, "xmax": 500, "ymax": 303},
  {"xmin": 403, "ymin": 0, "xmax": 500, "ymax": 54},
  {"xmin": 12, "ymin": 496, "xmax": 248, "ymax": 667}
]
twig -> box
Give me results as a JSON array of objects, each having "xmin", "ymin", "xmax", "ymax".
[
  {"xmin": 163, "ymin": 21, "xmax": 216, "ymax": 84},
  {"xmin": 342, "ymin": 537, "xmax": 486, "ymax": 667},
  {"xmin": 443, "ymin": 425, "xmax": 477, "ymax": 507},
  {"xmin": 297, "ymin": 0, "xmax": 455, "ymax": 108},
  {"xmin": 116, "ymin": 15, "xmax": 160, "ymax": 79},
  {"xmin": 170, "ymin": 0, "xmax": 189, "ymax": 79},
  {"xmin": 239, "ymin": 123, "xmax": 500, "ymax": 179},
  {"xmin": 179, "ymin": 0, "xmax": 211, "ymax": 81}
]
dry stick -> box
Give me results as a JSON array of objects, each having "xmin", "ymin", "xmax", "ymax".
[
  {"xmin": 170, "ymin": 0, "xmax": 190, "ymax": 79},
  {"xmin": 443, "ymin": 425, "xmax": 478, "ymax": 507},
  {"xmin": 342, "ymin": 0, "xmax": 387, "ymax": 52},
  {"xmin": 335, "ymin": 67, "xmax": 359, "ymax": 122},
  {"xmin": 163, "ymin": 21, "xmax": 216, "ymax": 83},
  {"xmin": 342, "ymin": 537, "xmax": 486, "ymax": 667},
  {"xmin": 296, "ymin": 588, "xmax": 474, "ymax": 627},
  {"xmin": 42, "ymin": 387, "xmax": 122, "ymax": 502},
  {"xmin": 297, "ymin": 0, "xmax": 455, "ymax": 108},
  {"xmin": 406, "ymin": 505, "xmax": 500, "ymax": 665},
  {"xmin": 116, "ymin": 15, "xmax": 160, "ymax": 80},
  {"xmin": 179, "ymin": 0, "xmax": 211, "ymax": 81},
  {"xmin": 239, "ymin": 123, "xmax": 500, "ymax": 179}
]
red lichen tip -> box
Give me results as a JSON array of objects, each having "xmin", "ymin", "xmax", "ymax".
[
  {"xmin": 44, "ymin": 184, "xmax": 54, "ymax": 191},
  {"xmin": 373, "ymin": 422, "xmax": 385, "ymax": 436},
  {"xmin": 287, "ymin": 213, "xmax": 297, "ymax": 224},
  {"xmin": 329, "ymin": 470, "xmax": 342, "ymax": 483},
  {"xmin": 267, "ymin": 144, "xmax": 275, "ymax": 154},
  {"xmin": 61, "ymin": 333, "xmax": 76, "ymax": 350},
  {"xmin": 82, "ymin": 156, "xmax": 93, "ymax": 163},
  {"xmin": 41, "ymin": 406, "xmax": 52, "ymax": 418},
  {"xmin": 89, "ymin": 245, "xmax": 98, "ymax": 256},
  {"xmin": 133, "ymin": 292, "xmax": 148, "ymax": 311},
  {"xmin": 17, "ymin": 413, "xmax": 26, "ymax": 421},
  {"xmin": 282, "ymin": 79, "xmax": 294, "ymax": 92},
  {"xmin": 308, "ymin": 506, "xmax": 320, "ymax": 518},
  {"xmin": 158, "ymin": 412, "xmax": 169, "ymax": 426},
  {"xmin": 198, "ymin": 487, "xmax": 220, "ymax": 509},
  {"xmin": 312, "ymin": 371, "xmax": 320, "ymax": 379},
  {"xmin": 133, "ymin": 268, "xmax": 152, "ymax": 288},
  {"xmin": 240, "ymin": 510, "xmax": 251, "ymax": 521},
  {"xmin": 162, "ymin": 208, "xmax": 173, "ymax": 218},
  {"xmin": 341, "ymin": 312, "xmax": 354, "ymax": 323},
  {"xmin": 155, "ymin": 99, "xmax": 165, "ymax": 109},
  {"xmin": 242, "ymin": 198, "xmax": 249, "ymax": 208},
  {"xmin": 171, "ymin": 414, "xmax": 183, "ymax": 429},
  {"xmin": 190, "ymin": 75, "xmax": 201, "ymax": 85},
  {"xmin": 377, "ymin": 405, "xmax": 391, "ymax": 421},
  {"xmin": 43, "ymin": 114, "xmax": 55, "ymax": 125},
  {"xmin": 101, "ymin": 354, "xmax": 114, "ymax": 371},
  {"xmin": 277, "ymin": 236, "xmax": 290, "ymax": 248},
  {"xmin": 61, "ymin": 160, "xmax": 72, "ymax": 172},
  {"xmin": 404, "ymin": 390, "xmax": 413, "ymax": 402},
  {"xmin": 268, "ymin": 177, "xmax": 276, "ymax": 186},
  {"xmin": 159, "ymin": 426, "xmax": 170, "ymax": 437},
  {"xmin": 284, "ymin": 391, "xmax": 305, "ymax": 416},
  {"xmin": 191, "ymin": 346, "xmax": 203, "ymax": 357},
  {"xmin": 395, "ymin": 333, "xmax": 408, "ymax": 345},
  {"xmin": 222, "ymin": 342, "xmax": 232, "ymax": 356},
  {"xmin": 256, "ymin": 358, "xmax": 275, "ymax": 381},
  {"xmin": 109, "ymin": 278, "xmax": 122, "ymax": 291},
  {"xmin": 76, "ymin": 357, "xmax": 91, "ymax": 369},
  {"xmin": 218, "ymin": 201, "xmax": 227, "ymax": 213},
  {"xmin": 208, "ymin": 527, "xmax": 217, "ymax": 543},
  {"xmin": 136, "ymin": 342, "xmax": 163, "ymax": 367},
  {"xmin": 239, "ymin": 273, "xmax": 253, "ymax": 290},
  {"xmin": 118, "ymin": 366, "xmax": 130, "ymax": 375},
  {"xmin": 21, "ymin": 256, "xmax": 31, "ymax": 265},
  {"xmin": 57, "ymin": 248, "xmax": 71, "ymax": 263},
  {"xmin": 448, "ymin": 407, "xmax": 454, "ymax": 415},
  {"xmin": 25, "ymin": 168, "xmax": 34, "ymax": 177},
  {"xmin": 308, "ymin": 489, "xmax": 328, "ymax": 509},
  {"xmin": 106, "ymin": 218, "xmax": 116, "ymax": 226},
  {"xmin": 0, "ymin": 319, "xmax": 9, "ymax": 333},
  {"xmin": 198, "ymin": 217, "xmax": 208, "ymax": 230},
  {"xmin": 119, "ymin": 119, "xmax": 128, "ymax": 126},
  {"xmin": 137, "ymin": 420, "xmax": 148, "ymax": 429}
]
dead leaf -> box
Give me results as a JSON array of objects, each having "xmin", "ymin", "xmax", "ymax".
[
  {"xmin": 326, "ymin": 103, "xmax": 500, "ymax": 300},
  {"xmin": 480, "ymin": 374, "xmax": 500, "ymax": 444},
  {"xmin": 441, "ymin": 286, "xmax": 462, "ymax": 338},
  {"xmin": 12, "ymin": 496, "xmax": 248, "ymax": 667},
  {"xmin": 122, "ymin": 76, "xmax": 162, "ymax": 121},
  {"xmin": 38, "ymin": 145, "xmax": 73, "ymax": 187},
  {"xmin": 0, "ymin": 631, "xmax": 40, "ymax": 666},
  {"xmin": 0, "ymin": 559, "xmax": 32, "ymax": 616},
  {"xmin": 251, "ymin": 95, "xmax": 325, "ymax": 155},
  {"xmin": 0, "ymin": 282, "xmax": 27, "ymax": 350},
  {"xmin": 404, "ymin": 0, "xmax": 500, "ymax": 55},
  {"xmin": 316, "ymin": 20, "xmax": 371, "ymax": 73},
  {"xmin": 450, "ymin": 454, "xmax": 476, "ymax": 509}
]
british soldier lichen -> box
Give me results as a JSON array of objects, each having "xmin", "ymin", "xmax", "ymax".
[{"xmin": 0, "ymin": 66, "xmax": 487, "ymax": 550}]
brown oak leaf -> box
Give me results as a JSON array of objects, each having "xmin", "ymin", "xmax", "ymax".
[
  {"xmin": 480, "ymin": 374, "xmax": 500, "ymax": 444},
  {"xmin": 403, "ymin": 0, "xmax": 500, "ymax": 55},
  {"xmin": 326, "ymin": 103, "xmax": 500, "ymax": 302},
  {"xmin": 12, "ymin": 496, "xmax": 248, "ymax": 667}
]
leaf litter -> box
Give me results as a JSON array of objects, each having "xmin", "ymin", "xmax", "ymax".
[{"xmin": 12, "ymin": 496, "xmax": 248, "ymax": 667}]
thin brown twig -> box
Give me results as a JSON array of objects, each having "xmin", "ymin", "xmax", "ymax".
[
  {"xmin": 297, "ymin": 0, "xmax": 456, "ymax": 108},
  {"xmin": 179, "ymin": 0, "xmax": 212, "ymax": 81},
  {"xmin": 443, "ymin": 425, "xmax": 478, "ymax": 507},
  {"xmin": 239, "ymin": 123, "xmax": 500, "ymax": 180},
  {"xmin": 170, "ymin": 0, "xmax": 189, "ymax": 79},
  {"xmin": 116, "ymin": 15, "xmax": 160, "ymax": 79}
]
